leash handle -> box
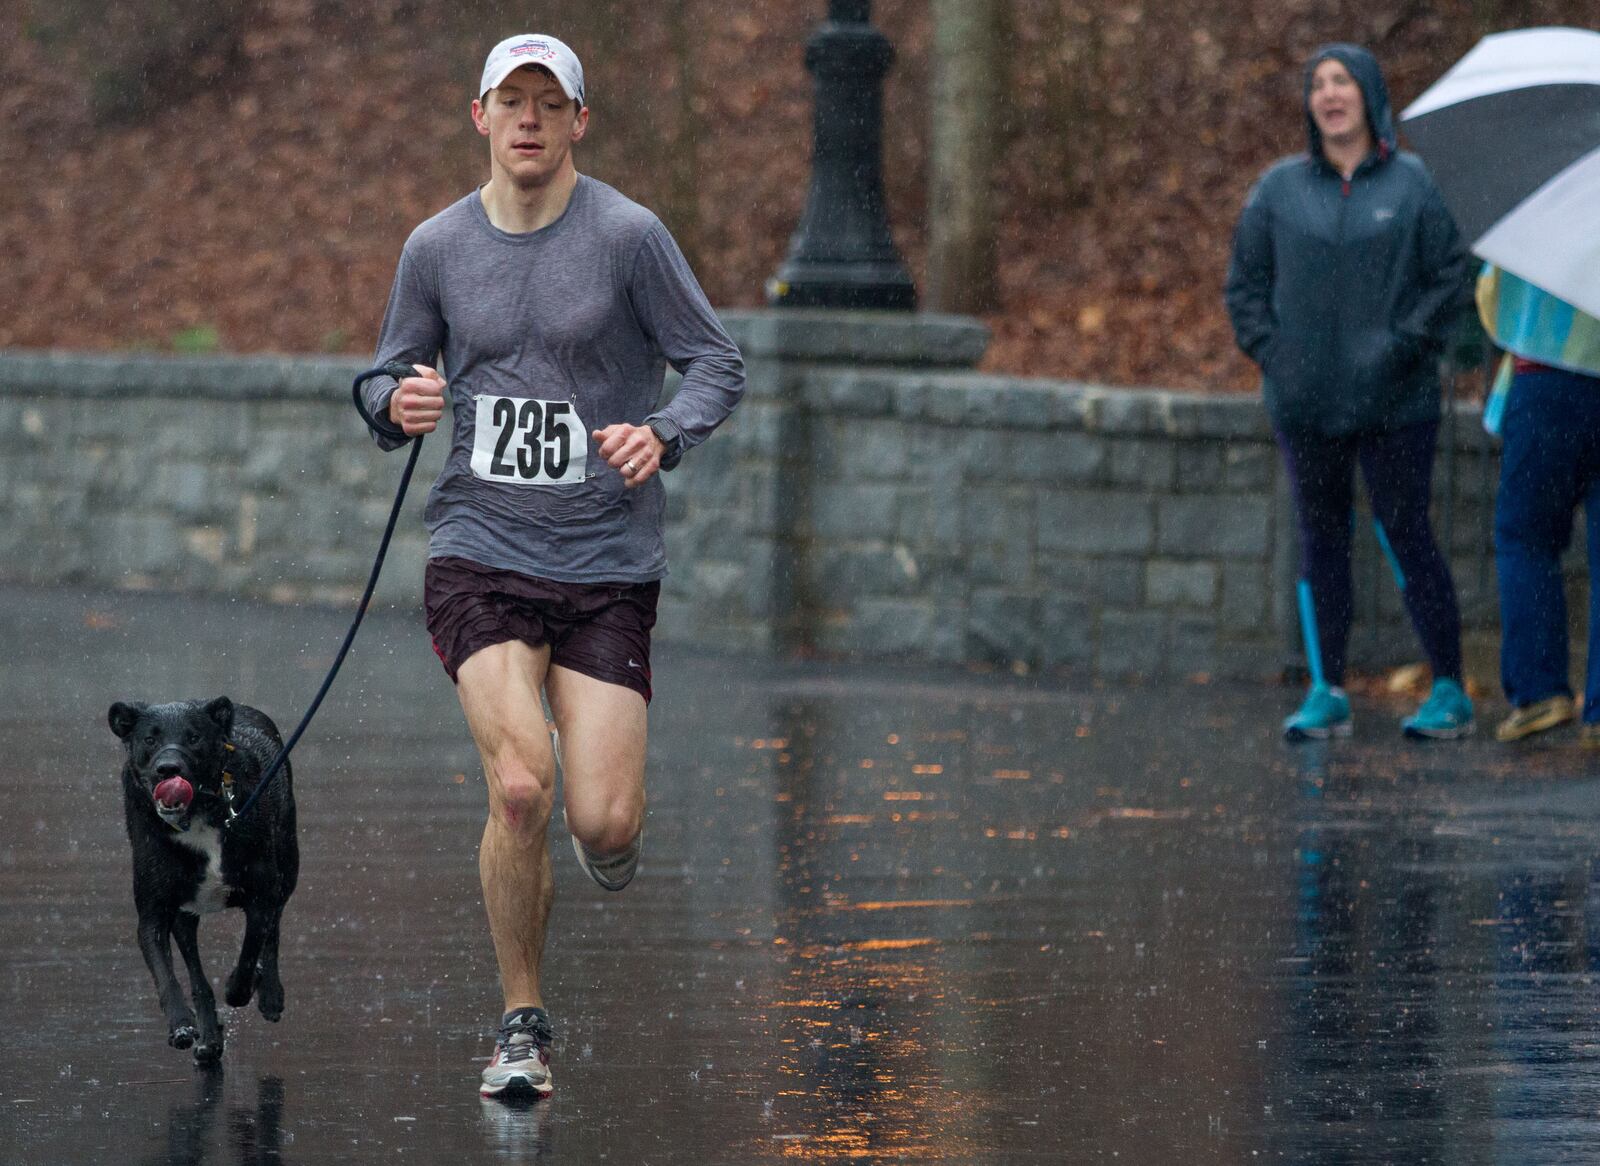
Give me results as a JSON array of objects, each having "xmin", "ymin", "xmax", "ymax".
[
  {"xmin": 351, "ymin": 360, "xmax": 426, "ymax": 436},
  {"xmin": 228, "ymin": 363, "xmax": 425, "ymax": 828}
]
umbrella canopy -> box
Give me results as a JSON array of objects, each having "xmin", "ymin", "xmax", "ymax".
[{"xmin": 1400, "ymin": 26, "xmax": 1600, "ymax": 320}]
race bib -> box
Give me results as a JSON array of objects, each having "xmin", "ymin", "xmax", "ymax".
[{"xmin": 469, "ymin": 394, "xmax": 588, "ymax": 486}]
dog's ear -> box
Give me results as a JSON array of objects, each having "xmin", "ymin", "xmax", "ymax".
[
  {"xmin": 203, "ymin": 696, "xmax": 235, "ymax": 735},
  {"xmin": 108, "ymin": 701, "xmax": 145, "ymax": 740}
]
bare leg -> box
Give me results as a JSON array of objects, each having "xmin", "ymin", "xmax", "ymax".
[
  {"xmin": 546, "ymin": 665, "xmax": 648, "ymax": 859},
  {"xmin": 457, "ymin": 641, "xmax": 560, "ymax": 1012}
]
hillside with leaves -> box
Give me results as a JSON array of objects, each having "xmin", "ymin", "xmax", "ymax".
[{"xmin": 2, "ymin": 0, "xmax": 1588, "ymax": 390}]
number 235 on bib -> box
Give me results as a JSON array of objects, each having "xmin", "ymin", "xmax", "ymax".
[{"xmin": 470, "ymin": 394, "xmax": 588, "ymax": 486}]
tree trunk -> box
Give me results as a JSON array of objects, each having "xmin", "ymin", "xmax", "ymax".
[
  {"xmin": 928, "ymin": 0, "xmax": 998, "ymax": 313},
  {"xmin": 665, "ymin": 0, "xmax": 701, "ymax": 270},
  {"xmin": 926, "ymin": 0, "xmax": 1002, "ymax": 315}
]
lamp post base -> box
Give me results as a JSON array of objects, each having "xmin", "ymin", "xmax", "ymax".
[{"xmin": 766, "ymin": 261, "xmax": 916, "ymax": 311}]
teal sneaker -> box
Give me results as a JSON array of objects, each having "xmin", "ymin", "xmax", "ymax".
[
  {"xmin": 1283, "ymin": 684, "xmax": 1352, "ymax": 741},
  {"xmin": 1402, "ymin": 678, "xmax": 1474, "ymax": 740}
]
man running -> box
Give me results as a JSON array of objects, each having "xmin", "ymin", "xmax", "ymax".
[{"xmin": 356, "ymin": 32, "xmax": 745, "ymax": 1099}]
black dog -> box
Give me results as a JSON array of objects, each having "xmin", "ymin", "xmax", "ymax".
[{"xmin": 108, "ymin": 697, "xmax": 298, "ymax": 1063}]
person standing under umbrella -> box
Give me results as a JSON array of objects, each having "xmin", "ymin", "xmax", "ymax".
[
  {"xmin": 1477, "ymin": 266, "xmax": 1600, "ymax": 745},
  {"xmin": 1226, "ymin": 43, "xmax": 1474, "ymax": 740}
]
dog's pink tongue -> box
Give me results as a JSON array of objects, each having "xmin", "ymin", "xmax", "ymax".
[{"xmin": 154, "ymin": 776, "xmax": 194, "ymax": 810}]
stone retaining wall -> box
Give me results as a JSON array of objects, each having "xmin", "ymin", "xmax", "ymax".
[{"xmin": 0, "ymin": 311, "xmax": 1512, "ymax": 679}]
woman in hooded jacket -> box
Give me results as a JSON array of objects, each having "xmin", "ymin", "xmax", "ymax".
[{"xmin": 1226, "ymin": 43, "xmax": 1473, "ymax": 741}]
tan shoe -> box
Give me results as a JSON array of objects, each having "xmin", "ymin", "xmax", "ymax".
[
  {"xmin": 1494, "ymin": 695, "xmax": 1576, "ymax": 742},
  {"xmin": 1581, "ymin": 723, "xmax": 1600, "ymax": 751}
]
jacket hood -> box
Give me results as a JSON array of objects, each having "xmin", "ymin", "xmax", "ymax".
[{"xmin": 1303, "ymin": 43, "xmax": 1396, "ymax": 161}]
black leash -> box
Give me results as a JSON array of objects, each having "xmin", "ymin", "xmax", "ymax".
[{"xmin": 226, "ymin": 361, "xmax": 423, "ymax": 829}]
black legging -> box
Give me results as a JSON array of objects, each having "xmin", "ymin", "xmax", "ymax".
[{"xmin": 1277, "ymin": 420, "xmax": 1463, "ymax": 686}]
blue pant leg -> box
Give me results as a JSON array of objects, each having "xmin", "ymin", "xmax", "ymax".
[
  {"xmin": 1494, "ymin": 372, "xmax": 1582, "ymax": 707},
  {"xmin": 1586, "ymin": 472, "xmax": 1600, "ymax": 723},
  {"xmin": 1358, "ymin": 421, "xmax": 1463, "ymax": 682},
  {"xmin": 1576, "ymin": 369, "xmax": 1600, "ymax": 722}
]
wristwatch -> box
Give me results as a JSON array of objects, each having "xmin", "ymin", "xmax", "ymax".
[{"xmin": 647, "ymin": 418, "xmax": 683, "ymax": 467}]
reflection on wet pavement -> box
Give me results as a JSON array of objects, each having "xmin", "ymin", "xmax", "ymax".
[{"xmin": 3, "ymin": 585, "xmax": 1600, "ymax": 1163}]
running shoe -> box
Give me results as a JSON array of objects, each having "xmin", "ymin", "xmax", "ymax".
[
  {"xmin": 1283, "ymin": 684, "xmax": 1352, "ymax": 741},
  {"xmin": 1494, "ymin": 695, "xmax": 1575, "ymax": 742},
  {"xmin": 571, "ymin": 830, "xmax": 642, "ymax": 892},
  {"xmin": 1580, "ymin": 723, "xmax": 1600, "ymax": 751},
  {"xmin": 1402, "ymin": 678, "xmax": 1475, "ymax": 740},
  {"xmin": 480, "ymin": 1007, "xmax": 553, "ymax": 1099}
]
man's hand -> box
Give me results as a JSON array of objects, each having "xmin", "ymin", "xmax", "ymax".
[
  {"xmin": 388, "ymin": 365, "xmax": 447, "ymax": 436},
  {"xmin": 593, "ymin": 423, "xmax": 667, "ymax": 489}
]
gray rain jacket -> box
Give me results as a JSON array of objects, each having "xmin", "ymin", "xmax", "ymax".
[{"xmin": 1225, "ymin": 43, "xmax": 1470, "ymax": 436}]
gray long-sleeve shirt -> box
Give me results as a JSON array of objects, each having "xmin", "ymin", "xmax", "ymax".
[{"xmin": 360, "ymin": 176, "xmax": 745, "ymax": 583}]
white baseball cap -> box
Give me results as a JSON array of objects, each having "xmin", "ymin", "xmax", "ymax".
[{"xmin": 478, "ymin": 34, "xmax": 585, "ymax": 106}]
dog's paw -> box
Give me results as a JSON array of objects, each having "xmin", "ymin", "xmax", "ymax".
[
  {"xmin": 193, "ymin": 1039, "xmax": 224, "ymax": 1066},
  {"xmin": 257, "ymin": 982, "xmax": 284, "ymax": 1023},
  {"xmin": 224, "ymin": 967, "xmax": 256, "ymax": 1008},
  {"xmin": 168, "ymin": 1024, "xmax": 198, "ymax": 1050}
]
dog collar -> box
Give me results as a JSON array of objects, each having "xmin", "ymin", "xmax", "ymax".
[{"xmin": 221, "ymin": 742, "xmax": 239, "ymax": 823}]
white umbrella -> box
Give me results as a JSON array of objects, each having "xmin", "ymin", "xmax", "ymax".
[{"xmin": 1400, "ymin": 26, "xmax": 1600, "ymax": 319}]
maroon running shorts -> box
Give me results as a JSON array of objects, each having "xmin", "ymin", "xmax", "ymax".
[{"xmin": 423, "ymin": 556, "xmax": 659, "ymax": 703}]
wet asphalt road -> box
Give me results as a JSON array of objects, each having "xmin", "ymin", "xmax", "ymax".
[{"xmin": 3, "ymin": 584, "xmax": 1600, "ymax": 1164}]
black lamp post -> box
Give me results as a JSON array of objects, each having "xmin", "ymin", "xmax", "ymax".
[{"xmin": 767, "ymin": 0, "xmax": 916, "ymax": 310}]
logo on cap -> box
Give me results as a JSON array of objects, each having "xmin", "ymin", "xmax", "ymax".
[{"xmin": 510, "ymin": 39, "xmax": 558, "ymax": 61}]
